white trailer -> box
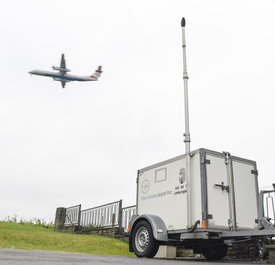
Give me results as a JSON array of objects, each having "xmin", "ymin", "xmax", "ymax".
[
  {"xmin": 129, "ymin": 149, "xmax": 275, "ymax": 259},
  {"xmin": 128, "ymin": 18, "xmax": 275, "ymax": 259}
]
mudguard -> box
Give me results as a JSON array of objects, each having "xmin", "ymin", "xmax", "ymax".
[{"xmin": 129, "ymin": 214, "xmax": 168, "ymax": 246}]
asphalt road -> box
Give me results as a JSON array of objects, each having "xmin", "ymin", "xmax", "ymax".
[{"xmin": 0, "ymin": 248, "xmax": 267, "ymax": 265}]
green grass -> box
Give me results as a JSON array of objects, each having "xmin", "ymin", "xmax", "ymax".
[{"xmin": 0, "ymin": 221, "xmax": 135, "ymax": 256}]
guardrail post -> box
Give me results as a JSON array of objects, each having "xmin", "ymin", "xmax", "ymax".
[
  {"xmin": 118, "ymin": 200, "xmax": 123, "ymax": 234},
  {"xmin": 112, "ymin": 213, "xmax": 115, "ymax": 227},
  {"xmin": 78, "ymin": 204, "xmax": 82, "ymax": 231}
]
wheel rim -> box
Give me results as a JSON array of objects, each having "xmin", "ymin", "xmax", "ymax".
[{"xmin": 135, "ymin": 226, "xmax": 149, "ymax": 253}]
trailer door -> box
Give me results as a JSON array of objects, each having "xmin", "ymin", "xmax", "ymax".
[
  {"xmin": 204, "ymin": 152, "xmax": 231, "ymax": 229},
  {"xmin": 231, "ymin": 158, "xmax": 258, "ymax": 229},
  {"xmin": 203, "ymin": 150, "xmax": 259, "ymax": 231}
]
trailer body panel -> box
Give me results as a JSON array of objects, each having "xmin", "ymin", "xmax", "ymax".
[
  {"xmin": 137, "ymin": 148, "xmax": 259, "ymax": 232},
  {"xmin": 137, "ymin": 154, "xmax": 189, "ymax": 231}
]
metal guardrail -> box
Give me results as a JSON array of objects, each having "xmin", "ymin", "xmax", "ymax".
[
  {"xmin": 64, "ymin": 204, "xmax": 81, "ymax": 229},
  {"xmin": 121, "ymin": 205, "xmax": 136, "ymax": 233},
  {"xmin": 64, "ymin": 200, "xmax": 136, "ymax": 234},
  {"xmin": 261, "ymin": 186, "xmax": 275, "ymax": 222},
  {"xmin": 81, "ymin": 200, "xmax": 122, "ymax": 228}
]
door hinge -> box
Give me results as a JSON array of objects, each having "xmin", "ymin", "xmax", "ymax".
[
  {"xmin": 202, "ymin": 213, "xmax": 213, "ymax": 220},
  {"xmin": 228, "ymin": 219, "xmax": 233, "ymax": 230},
  {"xmin": 251, "ymin": 169, "xmax": 258, "ymax": 176},
  {"xmin": 200, "ymin": 157, "xmax": 211, "ymax": 164}
]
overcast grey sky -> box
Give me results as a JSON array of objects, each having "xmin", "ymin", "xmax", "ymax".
[{"xmin": 0, "ymin": 0, "xmax": 275, "ymax": 222}]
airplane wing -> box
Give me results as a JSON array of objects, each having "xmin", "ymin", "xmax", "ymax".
[
  {"xmin": 60, "ymin": 54, "xmax": 66, "ymax": 70},
  {"xmin": 52, "ymin": 54, "xmax": 70, "ymax": 73}
]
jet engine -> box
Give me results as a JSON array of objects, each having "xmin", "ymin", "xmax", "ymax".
[{"xmin": 52, "ymin": 66, "xmax": 71, "ymax": 72}]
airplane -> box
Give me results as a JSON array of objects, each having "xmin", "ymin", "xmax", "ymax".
[{"xmin": 29, "ymin": 54, "xmax": 102, "ymax": 88}]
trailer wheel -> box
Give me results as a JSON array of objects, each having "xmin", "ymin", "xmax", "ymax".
[
  {"xmin": 132, "ymin": 220, "xmax": 159, "ymax": 258},
  {"xmin": 201, "ymin": 244, "xmax": 228, "ymax": 260},
  {"xmin": 258, "ymin": 239, "xmax": 268, "ymax": 259}
]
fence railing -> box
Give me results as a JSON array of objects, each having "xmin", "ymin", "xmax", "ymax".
[
  {"xmin": 81, "ymin": 200, "xmax": 122, "ymax": 228},
  {"xmin": 64, "ymin": 200, "xmax": 136, "ymax": 234},
  {"xmin": 64, "ymin": 204, "xmax": 81, "ymax": 229},
  {"xmin": 260, "ymin": 185, "xmax": 275, "ymax": 222},
  {"xmin": 121, "ymin": 205, "xmax": 136, "ymax": 233}
]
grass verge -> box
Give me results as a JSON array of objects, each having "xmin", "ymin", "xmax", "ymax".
[{"xmin": 0, "ymin": 221, "xmax": 135, "ymax": 256}]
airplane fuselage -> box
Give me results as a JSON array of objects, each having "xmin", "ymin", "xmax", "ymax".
[
  {"xmin": 29, "ymin": 70, "xmax": 98, "ymax": 82},
  {"xmin": 29, "ymin": 54, "xmax": 102, "ymax": 88}
]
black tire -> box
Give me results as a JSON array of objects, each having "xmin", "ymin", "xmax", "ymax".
[
  {"xmin": 258, "ymin": 239, "xmax": 268, "ymax": 259},
  {"xmin": 248, "ymin": 244, "xmax": 259, "ymax": 260},
  {"xmin": 132, "ymin": 220, "xmax": 159, "ymax": 258},
  {"xmin": 201, "ymin": 244, "xmax": 228, "ymax": 260}
]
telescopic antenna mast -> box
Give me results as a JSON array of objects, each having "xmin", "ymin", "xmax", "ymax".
[{"xmin": 181, "ymin": 17, "xmax": 192, "ymax": 229}]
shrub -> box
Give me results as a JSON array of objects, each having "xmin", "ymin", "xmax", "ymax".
[{"xmin": 4, "ymin": 215, "xmax": 54, "ymax": 229}]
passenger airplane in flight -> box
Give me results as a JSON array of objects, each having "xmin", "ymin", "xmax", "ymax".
[{"xmin": 29, "ymin": 54, "xmax": 102, "ymax": 88}]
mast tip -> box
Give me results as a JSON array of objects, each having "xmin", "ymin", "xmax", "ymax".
[{"xmin": 181, "ymin": 17, "xmax": 186, "ymax": 27}]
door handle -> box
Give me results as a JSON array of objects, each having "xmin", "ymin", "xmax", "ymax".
[{"xmin": 215, "ymin": 182, "xmax": 230, "ymax": 193}]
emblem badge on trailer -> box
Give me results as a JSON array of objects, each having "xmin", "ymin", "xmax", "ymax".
[
  {"xmin": 179, "ymin": 168, "xmax": 186, "ymax": 184},
  {"xmin": 141, "ymin": 179, "xmax": 150, "ymax": 194}
]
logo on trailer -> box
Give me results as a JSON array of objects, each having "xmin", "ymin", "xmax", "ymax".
[
  {"xmin": 179, "ymin": 168, "xmax": 186, "ymax": 184},
  {"xmin": 141, "ymin": 179, "xmax": 150, "ymax": 194}
]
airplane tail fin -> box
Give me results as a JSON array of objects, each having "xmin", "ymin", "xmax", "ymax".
[{"xmin": 90, "ymin": 66, "xmax": 102, "ymax": 80}]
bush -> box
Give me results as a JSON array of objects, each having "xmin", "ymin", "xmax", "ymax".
[{"xmin": 4, "ymin": 215, "xmax": 54, "ymax": 229}]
